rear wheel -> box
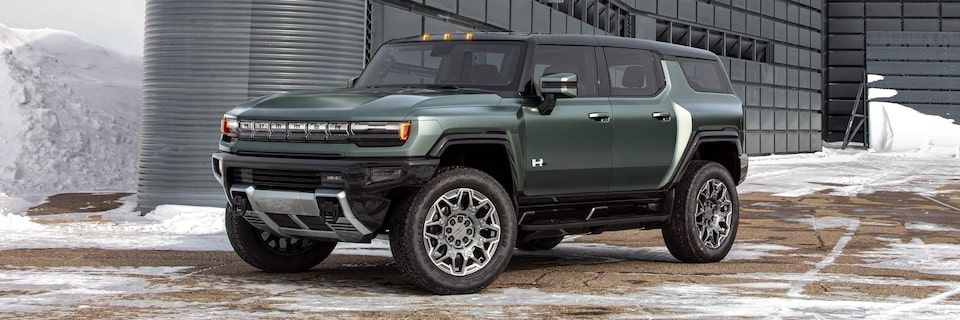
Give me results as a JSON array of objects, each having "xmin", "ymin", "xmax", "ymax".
[
  {"xmin": 662, "ymin": 161, "xmax": 739, "ymax": 263},
  {"xmin": 390, "ymin": 167, "xmax": 516, "ymax": 294},
  {"xmin": 226, "ymin": 205, "xmax": 337, "ymax": 273}
]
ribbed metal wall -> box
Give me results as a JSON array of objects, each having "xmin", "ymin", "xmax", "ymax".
[
  {"xmin": 825, "ymin": 1, "xmax": 960, "ymax": 144},
  {"xmin": 139, "ymin": 0, "xmax": 366, "ymax": 211}
]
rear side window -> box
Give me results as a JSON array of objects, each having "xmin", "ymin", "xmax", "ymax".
[
  {"xmin": 678, "ymin": 58, "xmax": 732, "ymax": 94},
  {"xmin": 603, "ymin": 47, "xmax": 662, "ymax": 97}
]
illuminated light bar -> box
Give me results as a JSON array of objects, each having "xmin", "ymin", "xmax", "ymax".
[
  {"xmin": 226, "ymin": 118, "xmax": 411, "ymax": 146},
  {"xmin": 287, "ymin": 122, "xmax": 308, "ymax": 140},
  {"xmin": 421, "ymin": 34, "xmax": 431, "ymax": 41},
  {"xmin": 327, "ymin": 122, "xmax": 350, "ymax": 135},
  {"xmin": 443, "ymin": 33, "xmax": 452, "ymax": 40},
  {"xmin": 253, "ymin": 121, "xmax": 270, "ymax": 132},
  {"xmin": 465, "ymin": 33, "xmax": 474, "ymax": 40}
]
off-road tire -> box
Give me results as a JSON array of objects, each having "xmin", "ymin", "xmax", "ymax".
[
  {"xmin": 390, "ymin": 166, "xmax": 517, "ymax": 295},
  {"xmin": 662, "ymin": 161, "xmax": 739, "ymax": 263},
  {"xmin": 516, "ymin": 235, "xmax": 565, "ymax": 251},
  {"xmin": 226, "ymin": 206, "xmax": 337, "ymax": 273}
]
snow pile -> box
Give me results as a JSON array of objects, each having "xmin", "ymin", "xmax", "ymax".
[
  {"xmin": 0, "ymin": 23, "xmax": 141, "ymax": 202},
  {"xmin": 144, "ymin": 205, "xmax": 225, "ymax": 235},
  {"xmin": 868, "ymin": 74, "xmax": 960, "ymax": 155}
]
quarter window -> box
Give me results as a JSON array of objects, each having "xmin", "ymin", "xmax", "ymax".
[
  {"xmin": 603, "ymin": 47, "xmax": 661, "ymax": 97},
  {"xmin": 678, "ymin": 58, "xmax": 733, "ymax": 94}
]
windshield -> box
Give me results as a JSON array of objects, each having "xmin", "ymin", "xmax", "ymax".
[{"xmin": 356, "ymin": 41, "xmax": 526, "ymax": 91}]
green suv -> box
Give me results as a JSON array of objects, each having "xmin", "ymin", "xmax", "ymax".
[{"xmin": 212, "ymin": 33, "xmax": 747, "ymax": 294}]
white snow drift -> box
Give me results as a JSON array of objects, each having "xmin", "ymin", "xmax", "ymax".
[
  {"xmin": 0, "ymin": 23, "xmax": 141, "ymax": 209},
  {"xmin": 868, "ymin": 74, "xmax": 960, "ymax": 155}
]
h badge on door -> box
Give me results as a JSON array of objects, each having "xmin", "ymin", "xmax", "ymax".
[{"xmin": 531, "ymin": 158, "xmax": 545, "ymax": 167}]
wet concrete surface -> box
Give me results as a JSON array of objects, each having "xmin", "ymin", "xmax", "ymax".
[{"xmin": 2, "ymin": 188, "xmax": 960, "ymax": 318}]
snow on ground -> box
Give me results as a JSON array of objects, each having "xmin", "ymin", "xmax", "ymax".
[
  {"xmin": 868, "ymin": 75, "xmax": 960, "ymax": 155},
  {"xmin": 0, "ymin": 23, "xmax": 140, "ymax": 210}
]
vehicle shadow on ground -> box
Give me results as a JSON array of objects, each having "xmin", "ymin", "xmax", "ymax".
[{"xmin": 210, "ymin": 243, "xmax": 680, "ymax": 295}]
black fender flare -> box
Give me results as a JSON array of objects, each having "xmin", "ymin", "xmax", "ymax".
[
  {"xmin": 667, "ymin": 130, "xmax": 745, "ymax": 188},
  {"xmin": 427, "ymin": 132, "xmax": 521, "ymax": 199}
]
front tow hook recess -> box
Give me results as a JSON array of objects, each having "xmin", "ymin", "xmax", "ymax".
[{"xmin": 232, "ymin": 196, "xmax": 248, "ymax": 215}]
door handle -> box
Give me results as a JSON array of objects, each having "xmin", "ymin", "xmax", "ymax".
[
  {"xmin": 652, "ymin": 111, "xmax": 672, "ymax": 121},
  {"xmin": 588, "ymin": 112, "xmax": 610, "ymax": 122}
]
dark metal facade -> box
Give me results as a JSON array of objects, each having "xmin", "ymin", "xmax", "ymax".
[
  {"xmin": 637, "ymin": 0, "xmax": 824, "ymax": 154},
  {"xmin": 370, "ymin": 0, "xmax": 825, "ymax": 155},
  {"xmin": 824, "ymin": 0, "xmax": 960, "ymax": 144}
]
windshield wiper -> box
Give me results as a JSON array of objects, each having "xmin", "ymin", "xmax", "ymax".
[{"xmin": 419, "ymin": 84, "xmax": 498, "ymax": 93}]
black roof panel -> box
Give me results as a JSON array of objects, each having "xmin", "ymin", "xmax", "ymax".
[{"xmin": 389, "ymin": 33, "xmax": 719, "ymax": 61}]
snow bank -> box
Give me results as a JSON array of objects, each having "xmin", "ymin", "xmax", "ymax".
[
  {"xmin": 868, "ymin": 75, "xmax": 960, "ymax": 155},
  {"xmin": 0, "ymin": 23, "xmax": 141, "ymax": 202},
  {"xmin": 144, "ymin": 205, "xmax": 225, "ymax": 235}
]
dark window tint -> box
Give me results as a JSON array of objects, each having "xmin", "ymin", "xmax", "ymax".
[
  {"xmin": 357, "ymin": 41, "xmax": 525, "ymax": 91},
  {"xmin": 678, "ymin": 58, "xmax": 733, "ymax": 93},
  {"xmin": 531, "ymin": 45, "xmax": 599, "ymax": 97},
  {"xmin": 603, "ymin": 47, "xmax": 662, "ymax": 97}
]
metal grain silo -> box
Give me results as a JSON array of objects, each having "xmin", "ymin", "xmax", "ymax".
[{"xmin": 139, "ymin": 0, "xmax": 367, "ymax": 211}]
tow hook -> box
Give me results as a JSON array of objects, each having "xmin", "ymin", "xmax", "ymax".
[{"xmin": 232, "ymin": 196, "xmax": 248, "ymax": 216}]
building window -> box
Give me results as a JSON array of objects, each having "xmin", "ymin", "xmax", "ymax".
[
  {"xmin": 546, "ymin": 0, "xmax": 633, "ymax": 37},
  {"xmin": 656, "ymin": 20, "xmax": 771, "ymax": 63}
]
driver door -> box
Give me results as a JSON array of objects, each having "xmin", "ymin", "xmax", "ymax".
[{"xmin": 521, "ymin": 45, "xmax": 614, "ymax": 196}]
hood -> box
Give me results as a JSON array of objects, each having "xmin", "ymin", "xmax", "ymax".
[{"xmin": 227, "ymin": 88, "xmax": 504, "ymax": 121}]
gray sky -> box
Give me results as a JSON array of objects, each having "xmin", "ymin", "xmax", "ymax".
[{"xmin": 0, "ymin": 0, "xmax": 146, "ymax": 55}]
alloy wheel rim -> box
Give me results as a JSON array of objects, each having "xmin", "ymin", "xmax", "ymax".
[
  {"xmin": 422, "ymin": 188, "xmax": 501, "ymax": 276},
  {"xmin": 694, "ymin": 179, "xmax": 733, "ymax": 249}
]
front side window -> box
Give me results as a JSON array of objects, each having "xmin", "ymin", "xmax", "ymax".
[
  {"xmin": 530, "ymin": 45, "xmax": 599, "ymax": 97},
  {"xmin": 678, "ymin": 57, "xmax": 733, "ymax": 94},
  {"xmin": 356, "ymin": 41, "xmax": 525, "ymax": 91},
  {"xmin": 603, "ymin": 47, "xmax": 661, "ymax": 97}
]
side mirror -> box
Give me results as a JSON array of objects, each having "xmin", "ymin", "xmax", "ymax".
[
  {"xmin": 539, "ymin": 73, "xmax": 578, "ymax": 98},
  {"xmin": 536, "ymin": 73, "xmax": 577, "ymax": 115},
  {"xmin": 346, "ymin": 76, "xmax": 359, "ymax": 88}
]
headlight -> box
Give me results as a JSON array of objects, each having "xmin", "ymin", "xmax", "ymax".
[
  {"xmin": 223, "ymin": 118, "xmax": 411, "ymax": 146},
  {"xmin": 221, "ymin": 116, "xmax": 238, "ymax": 137}
]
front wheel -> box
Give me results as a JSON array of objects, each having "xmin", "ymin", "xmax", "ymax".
[
  {"xmin": 226, "ymin": 206, "xmax": 337, "ymax": 273},
  {"xmin": 662, "ymin": 161, "xmax": 739, "ymax": 263},
  {"xmin": 390, "ymin": 167, "xmax": 517, "ymax": 294}
]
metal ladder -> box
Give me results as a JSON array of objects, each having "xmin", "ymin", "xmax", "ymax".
[{"xmin": 841, "ymin": 72, "xmax": 869, "ymax": 150}]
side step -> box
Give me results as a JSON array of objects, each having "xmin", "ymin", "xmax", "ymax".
[{"xmin": 519, "ymin": 214, "xmax": 670, "ymax": 232}]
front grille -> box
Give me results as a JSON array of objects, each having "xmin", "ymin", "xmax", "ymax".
[{"xmin": 232, "ymin": 168, "xmax": 336, "ymax": 192}]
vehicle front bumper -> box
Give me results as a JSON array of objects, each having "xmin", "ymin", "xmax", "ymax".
[{"xmin": 212, "ymin": 152, "xmax": 438, "ymax": 242}]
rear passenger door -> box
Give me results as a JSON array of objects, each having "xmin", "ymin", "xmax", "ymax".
[{"xmin": 603, "ymin": 47, "xmax": 678, "ymax": 191}]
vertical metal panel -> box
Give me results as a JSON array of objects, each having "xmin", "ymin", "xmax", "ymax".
[
  {"xmin": 139, "ymin": 0, "xmax": 365, "ymax": 210},
  {"xmin": 486, "ymin": 0, "xmax": 510, "ymax": 28},
  {"xmin": 510, "ymin": 0, "xmax": 533, "ymax": 32}
]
